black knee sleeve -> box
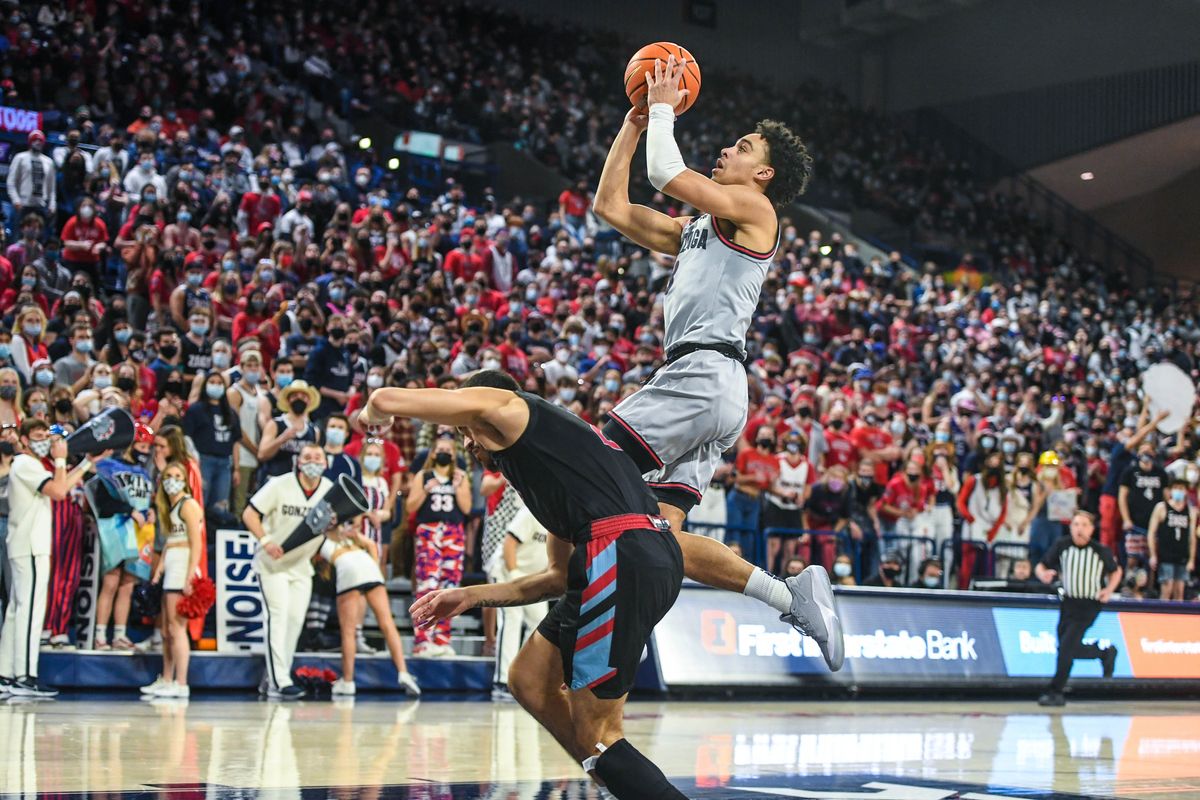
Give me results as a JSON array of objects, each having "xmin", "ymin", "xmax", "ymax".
[{"xmin": 594, "ymin": 739, "xmax": 687, "ymax": 800}]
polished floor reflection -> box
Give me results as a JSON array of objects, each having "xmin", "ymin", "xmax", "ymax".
[{"xmin": 0, "ymin": 697, "xmax": 1197, "ymax": 799}]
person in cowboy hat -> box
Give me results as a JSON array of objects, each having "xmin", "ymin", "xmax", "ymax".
[{"xmin": 257, "ymin": 379, "xmax": 322, "ymax": 478}]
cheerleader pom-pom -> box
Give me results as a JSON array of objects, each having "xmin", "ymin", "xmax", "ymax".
[{"xmin": 178, "ymin": 576, "xmax": 216, "ymax": 619}]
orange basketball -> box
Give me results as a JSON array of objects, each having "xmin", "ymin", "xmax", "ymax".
[{"xmin": 624, "ymin": 42, "xmax": 700, "ymax": 115}]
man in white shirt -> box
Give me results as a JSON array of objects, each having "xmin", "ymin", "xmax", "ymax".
[
  {"xmin": 6, "ymin": 130, "xmax": 56, "ymax": 220},
  {"xmin": 91, "ymin": 132, "xmax": 130, "ymax": 180},
  {"xmin": 278, "ymin": 190, "xmax": 315, "ymax": 243},
  {"xmin": 0, "ymin": 420, "xmax": 103, "ymax": 697},
  {"xmin": 122, "ymin": 152, "xmax": 167, "ymax": 201},
  {"xmin": 242, "ymin": 442, "xmax": 334, "ymax": 700}
]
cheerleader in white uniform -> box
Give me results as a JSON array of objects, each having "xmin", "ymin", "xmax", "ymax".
[
  {"xmin": 149, "ymin": 462, "xmax": 203, "ymax": 698},
  {"xmin": 320, "ymin": 523, "xmax": 420, "ymax": 697}
]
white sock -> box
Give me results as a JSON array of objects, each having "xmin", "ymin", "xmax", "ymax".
[
  {"xmin": 113, "ymin": 625, "xmax": 127, "ymax": 639},
  {"xmin": 743, "ymin": 567, "xmax": 791, "ymax": 614}
]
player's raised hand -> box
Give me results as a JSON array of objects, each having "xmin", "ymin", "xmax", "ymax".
[
  {"xmin": 410, "ymin": 587, "xmax": 471, "ymax": 629},
  {"xmin": 645, "ymin": 54, "xmax": 688, "ymax": 112}
]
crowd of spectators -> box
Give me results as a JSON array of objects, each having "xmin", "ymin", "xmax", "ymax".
[{"xmin": 0, "ymin": 0, "xmax": 1195, "ymax": 675}]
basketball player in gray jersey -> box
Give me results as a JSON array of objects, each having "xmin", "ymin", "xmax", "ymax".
[{"xmin": 595, "ymin": 55, "xmax": 843, "ymax": 670}]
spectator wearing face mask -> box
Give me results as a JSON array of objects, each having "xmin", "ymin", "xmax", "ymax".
[
  {"xmin": 122, "ymin": 153, "xmax": 167, "ymax": 204},
  {"xmin": 1118, "ymin": 442, "xmax": 1169, "ymax": 571},
  {"xmin": 496, "ymin": 320, "xmax": 531, "ymax": 381},
  {"xmin": 1147, "ymin": 478, "xmax": 1196, "ymax": 602},
  {"xmin": 0, "ymin": 368, "xmax": 22, "ymax": 429},
  {"xmin": 321, "ymin": 414, "xmax": 361, "ymax": 485},
  {"xmin": 148, "ymin": 329, "xmax": 183, "ymax": 386},
  {"xmin": 991, "ymin": 453, "xmax": 1036, "ymax": 577},
  {"xmin": 926, "ymin": 440, "xmax": 960, "ymax": 560},
  {"xmin": 228, "ymin": 351, "xmax": 265, "ymax": 518},
  {"xmin": 60, "ymin": 198, "xmax": 108, "ymax": 287},
  {"xmin": 956, "ymin": 452, "xmax": 1011, "ymax": 589},
  {"xmin": 10, "ymin": 306, "xmax": 48, "ymax": 386},
  {"xmin": 258, "ymin": 381, "xmax": 322, "ymax": 478},
  {"xmin": 763, "ymin": 431, "xmax": 814, "ymax": 572},
  {"xmin": 1082, "ymin": 435, "xmax": 1109, "ymax": 513},
  {"xmin": 183, "ymin": 371, "xmax": 241, "ymax": 513},
  {"xmin": 168, "ymin": 257, "xmax": 212, "ymax": 333},
  {"xmin": 179, "ymin": 306, "xmax": 215, "ymax": 378},
  {"xmin": 6, "ymin": 131, "xmax": 56, "ymax": 223},
  {"xmin": 851, "ymin": 406, "xmax": 900, "ymax": 486},
  {"xmin": 542, "ymin": 341, "xmax": 580, "ymax": 390},
  {"xmin": 232, "ymin": 289, "xmax": 280, "ymax": 364},
  {"xmin": 831, "ymin": 553, "xmax": 856, "ymax": 586},
  {"xmin": 621, "ymin": 344, "xmax": 657, "ymax": 386},
  {"xmin": 552, "ymin": 376, "xmax": 578, "ymax": 409},
  {"xmin": 283, "ymin": 308, "xmax": 322, "ymax": 365},
  {"xmin": 53, "ymin": 323, "xmax": 95, "ymax": 393},
  {"xmin": 305, "ymin": 316, "xmax": 355, "ymax": 423},
  {"xmin": 847, "ymin": 458, "xmax": 883, "ymax": 577},
  {"xmin": 878, "ymin": 452, "xmax": 936, "ymax": 576},
  {"xmin": 912, "ymin": 558, "xmax": 944, "ymax": 589},
  {"xmin": 1099, "ymin": 408, "xmax": 1166, "ymax": 552},
  {"xmin": 803, "ymin": 465, "xmax": 852, "ymax": 572},
  {"xmin": 444, "ymin": 232, "xmax": 484, "ymax": 283},
  {"xmin": 741, "ymin": 395, "xmax": 790, "ymax": 452},
  {"xmin": 863, "ymin": 551, "xmax": 904, "ymax": 588},
  {"xmin": 356, "ymin": 439, "xmax": 396, "ymax": 562},
  {"xmin": 406, "ymin": 433, "xmax": 472, "ymax": 657},
  {"xmin": 963, "ymin": 421, "xmax": 998, "ymax": 475},
  {"xmin": 727, "ymin": 427, "xmax": 779, "ymax": 565},
  {"xmin": 822, "ymin": 404, "xmax": 856, "ymax": 471},
  {"xmin": 1026, "ymin": 451, "xmax": 1079, "ymax": 565},
  {"xmin": 789, "ymin": 391, "xmax": 827, "ymax": 468},
  {"xmin": 998, "ymin": 428, "xmax": 1023, "ymax": 468}
]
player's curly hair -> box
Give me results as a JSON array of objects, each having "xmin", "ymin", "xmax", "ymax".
[{"xmin": 755, "ymin": 119, "xmax": 813, "ymax": 207}]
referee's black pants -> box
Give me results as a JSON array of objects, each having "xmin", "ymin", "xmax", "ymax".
[{"xmin": 1051, "ymin": 596, "xmax": 1103, "ymax": 692}]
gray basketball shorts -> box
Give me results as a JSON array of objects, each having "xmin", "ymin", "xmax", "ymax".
[{"xmin": 603, "ymin": 349, "xmax": 748, "ymax": 512}]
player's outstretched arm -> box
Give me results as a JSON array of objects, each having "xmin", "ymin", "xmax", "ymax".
[
  {"xmin": 593, "ymin": 108, "xmax": 689, "ymax": 255},
  {"xmin": 410, "ymin": 536, "xmax": 571, "ymax": 626},
  {"xmin": 644, "ymin": 55, "xmax": 773, "ymax": 228},
  {"xmin": 361, "ymin": 386, "xmax": 510, "ymax": 429}
]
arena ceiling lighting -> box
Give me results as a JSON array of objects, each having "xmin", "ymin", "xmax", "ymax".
[
  {"xmin": 1080, "ymin": 171, "xmax": 1095, "ymax": 180},
  {"xmin": 387, "ymin": 157, "xmax": 400, "ymax": 170},
  {"xmin": 358, "ymin": 137, "xmax": 372, "ymax": 150}
]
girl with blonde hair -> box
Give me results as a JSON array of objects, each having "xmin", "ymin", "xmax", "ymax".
[
  {"xmin": 320, "ymin": 522, "xmax": 420, "ymax": 697},
  {"xmin": 146, "ymin": 462, "xmax": 204, "ymax": 697},
  {"xmin": 0, "ymin": 368, "xmax": 23, "ymax": 428},
  {"xmin": 10, "ymin": 305, "xmax": 48, "ymax": 384}
]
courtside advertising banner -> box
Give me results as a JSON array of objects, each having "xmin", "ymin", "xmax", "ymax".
[
  {"xmin": 653, "ymin": 586, "xmax": 1200, "ymax": 687},
  {"xmin": 215, "ymin": 528, "xmax": 266, "ymax": 653}
]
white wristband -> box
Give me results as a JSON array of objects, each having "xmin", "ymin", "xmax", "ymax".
[
  {"xmin": 54, "ymin": 458, "xmax": 67, "ymax": 469},
  {"xmin": 646, "ymin": 103, "xmax": 686, "ymax": 191},
  {"xmin": 259, "ymin": 535, "xmax": 274, "ymax": 546},
  {"xmin": 79, "ymin": 458, "xmax": 93, "ymax": 472}
]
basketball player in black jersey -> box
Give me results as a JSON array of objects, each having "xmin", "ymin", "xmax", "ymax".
[{"xmin": 359, "ymin": 371, "xmax": 687, "ymax": 800}]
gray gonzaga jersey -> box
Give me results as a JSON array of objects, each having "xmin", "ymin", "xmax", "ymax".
[{"xmin": 664, "ymin": 213, "xmax": 777, "ymax": 356}]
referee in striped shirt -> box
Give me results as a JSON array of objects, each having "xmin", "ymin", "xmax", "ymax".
[{"xmin": 1035, "ymin": 510, "xmax": 1122, "ymax": 706}]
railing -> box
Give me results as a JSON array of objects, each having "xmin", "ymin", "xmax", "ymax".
[
  {"xmin": 899, "ymin": 107, "xmax": 1155, "ymax": 282},
  {"xmin": 690, "ymin": 522, "xmax": 1040, "ymax": 589}
]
